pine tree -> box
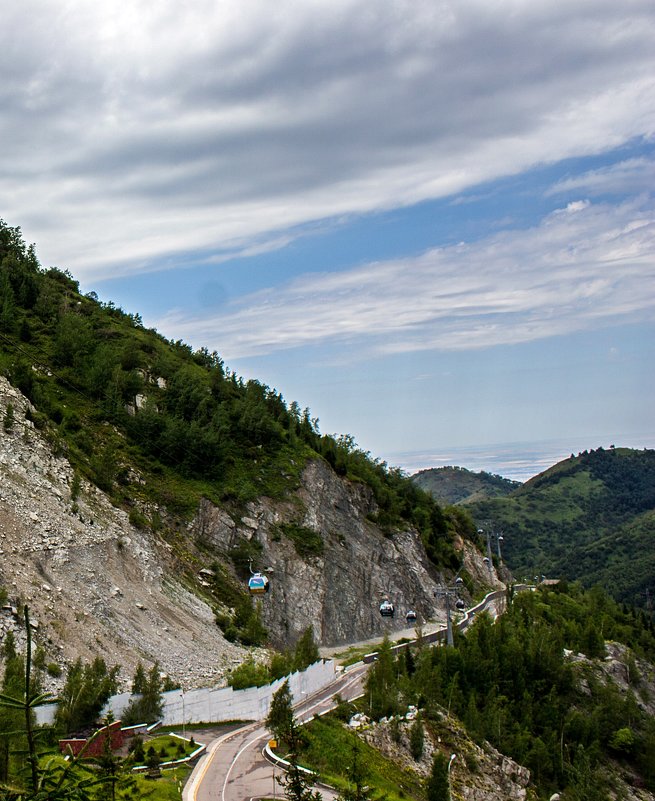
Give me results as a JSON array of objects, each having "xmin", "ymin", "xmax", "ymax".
[
  {"xmin": 276, "ymin": 719, "xmax": 321, "ymax": 801},
  {"xmin": 293, "ymin": 626, "xmax": 319, "ymax": 671},
  {"xmin": 426, "ymin": 752, "xmax": 451, "ymax": 801},
  {"xmin": 409, "ymin": 715, "xmax": 424, "ymax": 760},
  {"xmin": 266, "ymin": 680, "xmax": 294, "ymax": 744},
  {"xmin": 337, "ymin": 741, "xmax": 372, "ymax": 801},
  {"xmin": 122, "ymin": 661, "xmax": 164, "ymax": 725},
  {"xmin": 364, "ymin": 635, "xmax": 399, "ymax": 720}
]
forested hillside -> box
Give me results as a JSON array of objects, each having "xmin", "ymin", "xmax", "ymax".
[
  {"xmin": 295, "ymin": 582, "xmax": 655, "ymax": 800},
  {"xmin": 469, "ymin": 447, "xmax": 655, "ymax": 608},
  {"xmin": 412, "ymin": 465, "xmax": 520, "ymax": 505},
  {"xmin": 0, "ymin": 218, "xmax": 466, "ymax": 568}
]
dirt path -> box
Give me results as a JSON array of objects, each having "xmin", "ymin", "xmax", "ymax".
[{"xmin": 319, "ymin": 615, "xmax": 448, "ymax": 660}]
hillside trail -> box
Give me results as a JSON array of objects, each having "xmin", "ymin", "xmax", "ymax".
[
  {"xmin": 318, "ymin": 616, "xmax": 448, "ymax": 661},
  {"xmin": 319, "ymin": 587, "xmax": 512, "ymax": 661}
]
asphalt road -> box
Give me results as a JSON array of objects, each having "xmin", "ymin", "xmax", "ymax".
[
  {"xmin": 183, "ymin": 586, "xmax": 515, "ymax": 801},
  {"xmin": 183, "ymin": 662, "xmax": 369, "ymax": 801}
]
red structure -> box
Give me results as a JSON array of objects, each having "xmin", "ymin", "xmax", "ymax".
[{"xmin": 59, "ymin": 720, "xmax": 126, "ymax": 758}]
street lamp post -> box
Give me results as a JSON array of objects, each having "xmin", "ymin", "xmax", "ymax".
[{"xmin": 448, "ymin": 753, "xmax": 456, "ymax": 799}]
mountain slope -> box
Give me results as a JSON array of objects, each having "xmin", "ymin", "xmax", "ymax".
[
  {"xmin": 0, "ymin": 219, "xmax": 497, "ymax": 688},
  {"xmin": 412, "ymin": 465, "xmax": 521, "ymax": 505},
  {"xmin": 468, "ymin": 447, "xmax": 655, "ymax": 606}
]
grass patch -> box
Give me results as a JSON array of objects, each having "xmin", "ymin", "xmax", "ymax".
[
  {"xmin": 277, "ymin": 523, "xmax": 325, "ymax": 557},
  {"xmin": 35, "ymin": 752, "xmax": 190, "ymax": 800},
  {"xmin": 130, "ymin": 765, "xmax": 191, "ymax": 799},
  {"xmin": 329, "ymin": 645, "xmax": 374, "ymax": 667},
  {"xmin": 298, "ymin": 714, "xmax": 425, "ymax": 801},
  {"xmin": 145, "ymin": 734, "xmax": 197, "ymax": 761}
]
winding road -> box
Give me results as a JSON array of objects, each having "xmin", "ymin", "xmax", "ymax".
[
  {"xmin": 183, "ymin": 586, "xmax": 514, "ymax": 801},
  {"xmin": 183, "ymin": 662, "xmax": 368, "ymax": 801}
]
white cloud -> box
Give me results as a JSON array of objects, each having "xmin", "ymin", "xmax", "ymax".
[
  {"xmin": 1, "ymin": 0, "xmax": 655, "ymax": 277},
  {"xmin": 156, "ymin": 197, "xmax": 655, "ymax": 358},
  {"xmin": 546, "ymin": 156, "xmax": 655, "ymax": 197}
]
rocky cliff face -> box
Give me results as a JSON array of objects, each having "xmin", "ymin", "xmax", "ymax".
[
  {"xmin": 0, "ymin": 375, "xmax": 500, "ymax": 686},
  {"xmin": 192, "ymin": 459, "xmax": 503, "ymax": 648},
  {"xmin": 0, "ymin": 377, "xmax": 246, "ymax": 689},
  {"xmin": 362, "ymin": 711, "xmax": 533, "ymax": 801}
]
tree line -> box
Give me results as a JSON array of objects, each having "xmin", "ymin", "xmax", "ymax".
[
  {"xmin": 363, "ymin": 582, "xmax": 655, "ymax": 799},
  {"xmin": 1, "ymin": 217, "xmax": 467, "ymax": 565}
]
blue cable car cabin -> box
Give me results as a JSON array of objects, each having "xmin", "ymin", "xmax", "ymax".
[
  {"xmin": 248, "ymin": 572, "xmax": 270, "ymax": 595},
  {"xmin": 379, "ymin": 599, "xmax": 394, "ymax": 617},
  {"xmin": 405, "ymin": 609, "xmax": 417, "ymax": 623}
]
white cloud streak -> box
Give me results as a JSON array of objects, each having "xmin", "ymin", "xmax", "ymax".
[
  {"xmin": 2, "ymin": 0, "xmax": 655, "ymax": 277},
  {"xmin": 546, "ymin": 156, "xmax": 655, "ymax": 196},
  {"xmin": 157, "ymin": 197, "xmax": 655, "ymax": 358}
]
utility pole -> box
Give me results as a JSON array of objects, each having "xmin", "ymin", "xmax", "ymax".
[
  {"xmin": 479, "ymin": 525, "xmax": 504, "ymax": 578},
  {"xmin": 435, "ymin": 576, "xmax": 464, "ymax": 647}
]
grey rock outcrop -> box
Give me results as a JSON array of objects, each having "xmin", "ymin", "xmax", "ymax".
[
  {"xmin": 363, "ymin": 711, "xmax": 533, "ymax": 801},
  {"xmin": 0, "ymin": 374, "xmax": 501, "ymax": 686},
  {"xmin": 0, "ymin": 377, "xmax": 246, "ymax": 689},
  {"xmin": 192, "ymin": 458, "xmax": 503, "ymax": 647}
]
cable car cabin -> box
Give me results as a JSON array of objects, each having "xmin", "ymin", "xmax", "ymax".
[
  {"xmin": 405, "ymin": 610, "xmax": 417, "ymax": 623},
  {"xmin": 456, "ymin": 599, "xmax": 466, "ymax": 610},
  {"xmin": 248, "ymin": 573, "xmax": 270, "ymax": 595},
  {"xmin": 379, "ymin": 600, "xmax": 395, "ymax": 617}
]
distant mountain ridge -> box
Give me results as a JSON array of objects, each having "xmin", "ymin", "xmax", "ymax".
[
  {"xmin": 412, "ymin": 465, "xmax": 521, "ymax": 505},
  {"xmin": 468, "ymin": 446, "xmax": 655, "ymax": 608}
]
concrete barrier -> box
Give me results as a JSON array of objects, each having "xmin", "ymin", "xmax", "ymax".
[{"xmin": 35, "ymin": 658, "xmax": 336, "ymax": 728}]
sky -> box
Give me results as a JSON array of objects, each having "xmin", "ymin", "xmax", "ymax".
[{"xmin": 2, "ymin": 0, "xmax": 655, "ymax": 481}]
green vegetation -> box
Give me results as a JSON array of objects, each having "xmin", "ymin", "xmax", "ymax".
[
  {"xmin": 412, "ymin": 466, "xmax": 520, "ymax": 506},
  {"xmin": 361, "ymin": 584, "xmax": 655, "ymax": 799},
  {"xmin": 266, "ymin": 680, "xmax": 295, "ymax": 743},
  {"xmin": 425, "ymin": 753, "xmax": 450, "ymax": 801},
  {"xmin": 299, "ymin": 715, "xmax": 425, "ymax": 801},
  {"xmin": 55, "ymin": 658, "xmax": 119, "ymax": 734},
  {"xmin": 138, "ymin": 735, "xmax": 196, "ymax": 763},
  {"xmin": 469, "ymin": 447, "xmax": 655, "ymax": 607},
  {"xmin": 227, "ymin": 656, "xmax": 272, "ymax": 690},
  {"xmin": 0, "ymin": 607, "xmax": 194, "ymax": 800},
  {"xmin": 229, "ymin": 624, "xmax": 320, "ymax": 689},
  {"xmin": 276, "ymin": 523, "xmax": 325, "ymax": 558},
  {"xmin": 0, "ymin": 217, "xmax": 470, "ymax": 590},
  {"xmin": 124, "ymin": 766, "xmax": 190, "ymax": 800},
  {"xmin": 121, "ymin": 662, "xmax": 166, "ymax": 725}
]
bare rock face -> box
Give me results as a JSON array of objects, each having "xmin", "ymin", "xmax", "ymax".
[
  {"xmin": 0, "ymin": 375, "xmax": 501, "ymax": 685},
  {"xmin": 0, "ymin": 377, "xmax": 246, "ymax": 689},
  {"xmin": 192, "ymin": 459, "xmax": 498, "ymax": 648}
]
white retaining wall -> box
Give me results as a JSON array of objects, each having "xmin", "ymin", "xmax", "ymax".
[{"xmin": 35, "ymin": 658, "xmax": 336, "ymax": 728}]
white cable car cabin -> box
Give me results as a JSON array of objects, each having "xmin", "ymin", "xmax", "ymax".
[
  {"xmin": 248, "ymin": 572, "xmax": 270, "ymax": 595},
  {"xmin": 379, "ymin": 599, "xmax": 395, "ymax": 617}
]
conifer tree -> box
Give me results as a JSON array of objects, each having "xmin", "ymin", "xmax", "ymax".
[
  {"xmin": 276, "ymin": 719, "xmax": 321, "ymax": 801},
  {"xmin": 266, "ymin": 680, "xmax": 294, "ymax": 744},
  {"xmin": 426, "ymin": 752, "xmax": 450, "ymax": 801},
  {"xmin": 293, "ymin": 626, "xmax": 319, "ymax": 671},
  {"xmin": 409, "ymin": 715, "xmax": 424, "ymax": 760},
  {"xmin": 364, "ymin": 635, "xmax": 399, "ymax": 720},
  {"xmin": 337, "ymin": 741, "xmax": 372, "ymax": 801}
]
